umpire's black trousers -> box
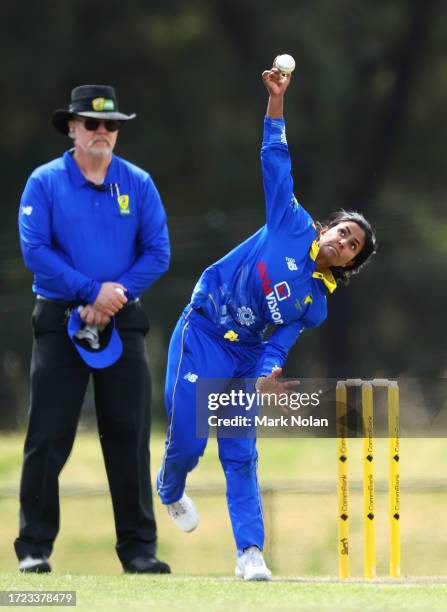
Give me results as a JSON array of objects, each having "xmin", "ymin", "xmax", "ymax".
[{"xmin": 14, "ymin": 298, "xmax": 157, "ymax": 566}]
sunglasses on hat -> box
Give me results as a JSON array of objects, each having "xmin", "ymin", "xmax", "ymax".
[{"xmin": 80, "ymin": 117, "xmax": 121, "ymax": 132}]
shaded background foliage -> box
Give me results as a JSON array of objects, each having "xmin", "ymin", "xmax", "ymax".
[{"xmin": 1, "ymin": 0, "xmax": 446, "ymax": 428}]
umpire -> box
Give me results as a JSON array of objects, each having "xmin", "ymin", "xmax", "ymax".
[{"xmin": 15, "ymin": 85, "xmax": 171, "ymax": 574}]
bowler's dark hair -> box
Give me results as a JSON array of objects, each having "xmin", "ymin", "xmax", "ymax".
[{"xmin": 317, "ymin": 210, "xmax": 377, "ymax": 286}]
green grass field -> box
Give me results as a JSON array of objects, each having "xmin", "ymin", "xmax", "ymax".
[
  {"xmin": 1, "ymin": 432, "xmax": 447, "ymax": 609},
  {"xmin": 1, "ymin": 574, "xmax": 447, "ymax": 611}
]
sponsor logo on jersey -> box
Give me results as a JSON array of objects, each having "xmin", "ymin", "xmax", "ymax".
[
  {"xmin": 21, "ymin": 206, "xmax": 33, "ymax": 216},
  {"xmin": 303, "ymin": 294, "xmax": 313, "ymax": 305},
  {"xmin": 274, "ymin": 281, "xmax": 291, "ymax": 301},
  {"xmin": 285, "ymin": 256, "xmax": 298, "ymax": 271},
  {"xmin": 280, "ymin": 126, "xmax": 287, "ymax": 144},
  {"xmin": 309, "ymin": 240, "xmax": 320, "ymax": 261},
  {"xmin": 118, "ymin": 195, "xmax": 130, "ymax": 215},
  {"xmin": 184, "ymin": 372, "xmax": 198, "ymax": 383},
  {"xmin": 236, "ymin": 306, "xmax": 255, "ymax": 326},
  {"xmin": 256, "ymin": 261, "xmax": 289, "ymax": 325},
  {"xmin": 224, "ymin": 330, "xmax": 239, "ymax": 342},
  {"xmin": 290, "ymin": 195, "xmax": 301, "ymax": 211}
]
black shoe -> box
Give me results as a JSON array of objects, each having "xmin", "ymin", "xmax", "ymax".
[
  {"xmin": 123, "ymin": 556, "xmax": 171, "ymax": 574},
  {"xmin": 19, "ymin": 556, "xmax": 52, "ymax": 573}
]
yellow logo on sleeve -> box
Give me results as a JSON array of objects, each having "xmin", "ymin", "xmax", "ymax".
[
  {"xmin": 303, "ymin": 294, "xmax": 313, "ymax": 305},
  {"xmin": 118, "ymin": 195, "xmax": 130, "ymax": 215},
  {"xmin": 309, "ymin": 240, "xmax": 320, "ymax": 261},
  {"xmin": 224, "ymin": 330, "xmax": 239, "ymax": 342}
]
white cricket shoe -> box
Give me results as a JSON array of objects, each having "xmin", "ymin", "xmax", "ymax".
[
  {"xmin": 235, "ymin": 546, "xmax": 272, "ymax": 581},
  {"xmin": 166, "ymin": 493, "xmax": 199, "ymax": 532}
]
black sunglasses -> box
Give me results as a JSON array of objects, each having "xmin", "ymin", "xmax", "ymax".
[{"xmin": 81, "ymin": 117, "xmax": 121, "ymax": 132}]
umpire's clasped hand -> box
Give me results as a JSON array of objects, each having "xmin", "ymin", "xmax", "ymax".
[{"xmin": 94, "ymin": 282, "xmax": 128, "ymax": 317}]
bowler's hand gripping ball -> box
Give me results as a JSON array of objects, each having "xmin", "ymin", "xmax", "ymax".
[
  {"xmin": 114, "ymin": 287, "xmax": 125, "ymax": 296},
  {"xmin": 273, "ymin": 54, "xmax": 296, "ymax": 76}
]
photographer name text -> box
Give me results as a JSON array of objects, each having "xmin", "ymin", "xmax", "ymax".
[{"xmin": 208, "ymin": 415, "xmax": 328, "ymax": 428}]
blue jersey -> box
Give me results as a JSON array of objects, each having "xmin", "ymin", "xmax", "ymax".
[
  {"xmin": 18, "ymin": 150, "xmax": 170, "ymax": 303},
  {"xmin": 190, "ymin": 117, "xmax": 337, "ymax": 376}
]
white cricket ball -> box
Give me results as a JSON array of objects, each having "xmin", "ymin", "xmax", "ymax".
[
  {"xmin": 273, "ymin": 54, "xmax": 296, "ymax": 74},
  {"xmin": 114, "ymin": 287, "xmax": 125, "ymax": 296}
]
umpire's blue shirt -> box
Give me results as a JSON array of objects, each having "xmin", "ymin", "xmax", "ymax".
[{"xmin": 18, "ymin": 150, "xmax": 170, "ymax": 302}]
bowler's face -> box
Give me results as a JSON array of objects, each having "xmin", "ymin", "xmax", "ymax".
[
  {"xmin": 69, "ymin": 117, "xmax": 119, "ymax": 159},
  {"xmin": 316, "ymin": 221, "xmax": 366, "ymax": 269}
]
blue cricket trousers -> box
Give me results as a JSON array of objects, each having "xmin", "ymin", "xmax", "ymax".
[{"xmin": 156, "ymin": 307, "xmax": 265, "ymax": 552}]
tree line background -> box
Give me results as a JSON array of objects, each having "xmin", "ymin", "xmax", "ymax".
[{"xmin": 1, "ymin": 0, "xmax": 446, "ymax": 428}]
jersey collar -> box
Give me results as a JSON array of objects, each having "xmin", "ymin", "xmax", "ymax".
[
  {"xmin": 64, "ymin": 150, "xmax": 119, "ymax": 187},
  {"xmin": 308, "ymin": 238, "xmax": 337, "ymax": 293},
  {"xmin": 312, "ymin": 269, "xmax": 337, "ymax": 294}
]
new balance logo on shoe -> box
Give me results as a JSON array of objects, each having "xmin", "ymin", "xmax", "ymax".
[{"xmin": 166, "ymin": 493, "xmax": 199, "ymax": 532}]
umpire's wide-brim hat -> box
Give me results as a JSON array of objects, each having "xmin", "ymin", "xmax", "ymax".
[
  {"xmin": 52, "ymin": 84, "xmax": 136, "ymax": 135},
  {"xmin": 67, "ymin": 308, "xmax": 123, "ymax": 369}
]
